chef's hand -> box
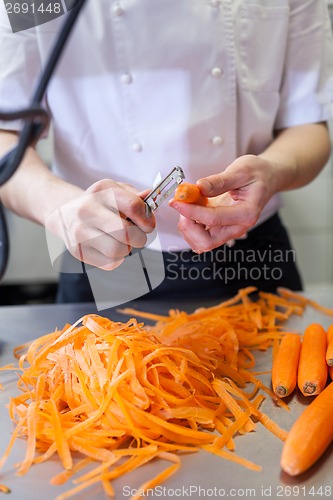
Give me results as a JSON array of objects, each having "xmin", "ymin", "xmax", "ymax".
[
  {"xmin": 46, "ymin": 179, "xmax": 155, "ymax": 270},
  {"xmin": 169, "ymin": 155, "xmax": 274, "ymax": 253}
]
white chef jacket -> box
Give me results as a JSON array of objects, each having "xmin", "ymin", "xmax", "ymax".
[{"xmin": 1, "ymin": 0, "xmax": 333, "ymax": 251}]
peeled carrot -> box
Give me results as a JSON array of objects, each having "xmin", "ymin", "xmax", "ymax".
[
  {"xmin": 173, "ymin": 182, "xmax": 208, "ymax": 205},
  {"xmin": 281, "ymin": 381, "xmax": 333, "ymax": 476},
  {"xmin": 325, "ymin": 324, "xmax": 333, "ymax": 366},
  {"xmin": 272, "ymin": 333, "xmax": 301, "ymax": 398},
  {"xmin": 297, "ymin": 323, "xmax": 327, "ymax": 396}
]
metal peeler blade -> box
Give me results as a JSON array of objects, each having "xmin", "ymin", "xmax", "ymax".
[{"xmin": 144, "ymin": 166, "xmax": 185, "ymax": 213}]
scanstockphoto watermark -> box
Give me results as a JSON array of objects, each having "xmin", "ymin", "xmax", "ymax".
[
  {"xmin": 123, "ymin": 485, "xmax": 257, "ymax": 497},
  {"xmin": 165, "ymin": 245, "xmax": 296, "ymax": 284},
  {"xmin": 3, "ymin": 0, "xmax": 79, "ymax": 33},
  {"xmin": 123, "ymin": 485, "xmax": 333, "ymax": 498}
]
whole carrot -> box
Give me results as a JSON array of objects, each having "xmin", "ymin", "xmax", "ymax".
[
  {"xmin": 325, "ymin": 324, "xmax": 333, "ymax": 366},
  {"xmin": 297, "ymin": 323, "xmax": 327, "ymax": 396},
  {"xmin": 281, "ymin": 381, "xmax": 333, "ymax": 476},
  {"xmin": 173, "ymin": 182, "xmax": 208, "ymax": 206},
  {"xmin": 272, "ymin": 333, "xmax": 301, "ymax": 398}
]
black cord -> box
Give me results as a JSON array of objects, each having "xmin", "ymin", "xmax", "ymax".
[
  {"xmin": 0, "ymin": 105, "xmax": 50, "ymax": 186},
  {"xmin": 32, "ymin": 0, "xmax": 88, "ymax": 104},
  {"xmin": 0, "ymin": 202, "xmax": 9, "ymax": 282}
]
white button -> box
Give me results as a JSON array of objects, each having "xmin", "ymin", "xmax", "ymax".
[
  {"xmin": 132, "ymin": 142, "xmax": 143, "ymax": 153},
  {"xmin": 112, "ymin": 4, "xmax": 124, "ymax": 16},
  {"xmin": 121, "ymin": 73, "xmax": 133, "ymax": 84},
  {"xmin": 211, "ymin": 67, "xmax": 223, "ymax": 78},
  {"xmin": 211, "ymin": 136, "xmax": 224, "ymax": 146}
]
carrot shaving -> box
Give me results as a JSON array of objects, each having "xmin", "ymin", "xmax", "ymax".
[
  {"xmin": 0, "ymin": 484, "xmax": 10, "ymax": 494},
  {"xmin": 1, "ymin": 288, "xmax": 330, "ymax": 498},
  {"xmin": 131, "ymin": 459, "xmax": 181, "ymax": 500},
  {"xmin": 50, "ymin": 457, "xmax": 92, "ymax": 486},
  {"xmin": 277, "ymin": 288, "xmax": 333, "ymax": 316},
  {"xmin": 0, "ymin": 364, "xmax": 16, "ymax": 371}
]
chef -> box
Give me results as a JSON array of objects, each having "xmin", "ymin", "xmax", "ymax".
[{"xmin": 0, "ymin": 0, "xmax": 333, "ymax": 304}]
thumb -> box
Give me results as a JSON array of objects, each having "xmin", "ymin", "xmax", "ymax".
[
  {"xmin": 197, "ymin": 173, "xmax": 229, "ymax": 197},
  {"xmin": 198, "ymin": 164, "xmax": 250, "ymax": 197}
]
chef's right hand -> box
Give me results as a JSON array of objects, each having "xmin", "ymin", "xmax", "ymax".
[{"xmin": 45, "ymin": 179, "xmax": 155, "ymax": 270}]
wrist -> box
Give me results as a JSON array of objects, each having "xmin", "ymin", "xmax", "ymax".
[{"xmin": 258, "ymin": 152, "xmax": 298, "ymax": 195}]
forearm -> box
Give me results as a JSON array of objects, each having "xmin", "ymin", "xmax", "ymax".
[
  {"xmin": 0, "ymin": 130, "xmax": 82, "ymax": 226},
  {"xmin": 0, "ymin": 130, "xmax": 155, "ymax": 270},
  {"xmin": 259, "ymin": 122, "xmax": 331, "ymax": 194}
]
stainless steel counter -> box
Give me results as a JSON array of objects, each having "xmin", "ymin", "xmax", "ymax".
[{"xmin": 1, "ymin": 292, "xmax": 333, "ymax": 500}]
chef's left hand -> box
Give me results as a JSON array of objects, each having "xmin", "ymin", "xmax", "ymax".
[{"xmin": 169, "ymin": 155, "xmax": 275, "ymax": 253}]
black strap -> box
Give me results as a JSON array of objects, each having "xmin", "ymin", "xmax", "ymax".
[{"xmin": 0, "ymin": 202, "xmax": 9, "ymax": 281}]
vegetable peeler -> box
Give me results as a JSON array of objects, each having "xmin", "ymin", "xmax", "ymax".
[
  {"xmin": 127, "ymin": 166, "xmax": 184, "ymax": 293},
  {"xmin": 143, "ymin": 166, "xmax": 185, "ymax": 213}
]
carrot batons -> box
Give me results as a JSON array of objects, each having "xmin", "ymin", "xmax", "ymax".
[
  {"xmin": 272, "ymin": 334, "xmax": 301, "ymax": 398},
  {"xmin": 281, "ymin": 382, "xmax": 333, "ymax": 476},
  {"xmin": 297, "ymin": 323, "xmax": 327, "ymax": 396},
  {"xmin": 173, "ymin": 182, "xmax": 208, "ymax": 206}
]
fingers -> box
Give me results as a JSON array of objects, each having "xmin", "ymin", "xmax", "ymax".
[
  {"xmin": 86, "ymin": 179, "xmax": 155, "ymax": 233},
  {"xmin": 197, "ymin": 156, "xmax": 257, "ymax": 197},
  {"xmin": 170, "ymin": 199, "xmax": 259, "ymax": 229},
  {"xmin": 72, "ymin": 241, "xmax": 126, "ymax": 271},
  {"xmin": 70, "ymin": 208, "xmax": 148, "ymax": 248},
  {"xmin": 177, "ymin": 216, "xmax": 248, "ymax": 253},
  {"xmin": 47, "ymin": 178, "xmax": 156, "ymax": 272},
  {"xmin": 170, "ymin": 155, "xmax": 268, "ymax": 251},
  {"xmin": 197, "ymin": 176, "xmax": 226, "ymax": 197}
]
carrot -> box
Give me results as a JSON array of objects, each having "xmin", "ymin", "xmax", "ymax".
[
  {"xmin": 173, "ymin": 182, "xmax": 208, "ymax": 205},
  {"xmin": 281, "ymin": 381, "xmax": 333, "ymax": 476},
  {"xmin": 272, "ymin": 334, "xmax": 301, "ymax": 398},
  {"xmin": 325, "ymin": 324, "xmax": 333, "ymax": 366},
  {"xmin": 2, "ymin": 288, "xmax": 333, "ymax": 497},
  {"xmin": 297, "ymin": 323, "xmax": 328, "ymax": 396}
]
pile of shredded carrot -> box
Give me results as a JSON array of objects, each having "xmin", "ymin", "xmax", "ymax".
[{"xmin": 1, "ymin": 287, "xmax": 332, "ymax": 499}]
